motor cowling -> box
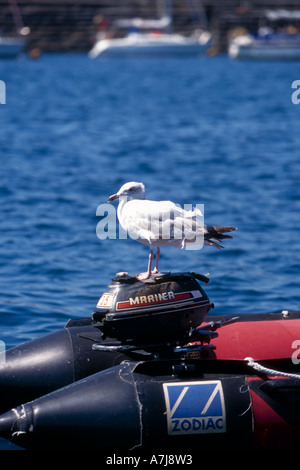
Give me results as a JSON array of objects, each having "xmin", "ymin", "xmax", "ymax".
[{"xmin": 93, "ymin": 271, "xmax": 212, "ymax": 342}]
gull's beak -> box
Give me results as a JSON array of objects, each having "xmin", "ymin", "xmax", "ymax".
[{"xmin": 108, "ymin": 193, "xmax": 119, "ymax": 202}]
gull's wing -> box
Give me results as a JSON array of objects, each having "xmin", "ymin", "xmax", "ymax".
[{"xmin": 118, "ymin": 199, "xmax": 204, "ymax": 246}]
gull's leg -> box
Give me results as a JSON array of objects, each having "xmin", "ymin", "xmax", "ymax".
[
  {"xmin": 137, "ymin": 248, "xmax": 153, "ymax": 281},
  {"xmin": 151, "ymin": 246, "xmax": 160, "ymax": 274}
]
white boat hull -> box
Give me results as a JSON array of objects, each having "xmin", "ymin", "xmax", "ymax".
[
  {"xmin": 0, "ymin": 38, "xmax": 24, "ymax": 58},
  {"xmin": 89, "ymin": 32, "xmax": 211, "ymax": 58},
  {"xmin": 229, "ymin": 35, "xmax": 300, "ymax": 60}
]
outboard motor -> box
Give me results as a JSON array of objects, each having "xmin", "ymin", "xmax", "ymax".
[
  {"xmin": 93, "ymin": 271, "xmax": 212, "ymax": 342},
  {"xmin": 91, "ymin": 271, "xmax": 218, "ymax": 361}
]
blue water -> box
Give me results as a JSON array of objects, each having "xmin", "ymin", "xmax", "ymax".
[{"xmin": 0, "ymin": 53, "xmax": 300, "ymax": 353}]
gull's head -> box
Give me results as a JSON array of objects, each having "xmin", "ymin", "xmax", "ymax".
[{"xmin": 108, "ymin": 182, "xmax": 146, "ymax": 202}]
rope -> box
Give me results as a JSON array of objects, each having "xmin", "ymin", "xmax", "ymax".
[{"xmin": 245, "ymin": 357, "xmax": 300, "ymax": 380}]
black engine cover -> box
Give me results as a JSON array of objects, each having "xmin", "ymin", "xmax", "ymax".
[{"xmin": 93, "ymin": 272, "xmax": 212, "ymax": 342}]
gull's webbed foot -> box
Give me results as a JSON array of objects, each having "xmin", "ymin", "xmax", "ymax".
[{"xmin": 137, "ymin": 272, "xmax": 151, "ymax": 281}]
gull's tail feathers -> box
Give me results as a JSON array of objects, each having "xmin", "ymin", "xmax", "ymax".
[{"xmin": 204, "ymin": 226, "xmax": 237, "ymax": 249}]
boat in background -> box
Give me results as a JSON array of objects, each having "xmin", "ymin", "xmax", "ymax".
[
  {"xmin": 229, "ymin": 9, "xmax": 300, "ymax": 60},
  {"xmin": 89, "ymin": 29, "xmax": 211, "ymax": 58},
  {"xmin": 89, "ymin": 1, "xmax": 211, "ymax": 58},
  {"xmin": 228, "ymin": 29, "xmax": 300, "ymax": 60},
  {"xmin": 0, "ymin": 0, "xmax": 30, "ymax": 58},
  {"xmin": 0, "ymin": 35, "xmax": 25, "ymax": 58}
]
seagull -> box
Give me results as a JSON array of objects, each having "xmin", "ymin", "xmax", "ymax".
[{"xmin": 108, "ymin": 182, "xmax": 237, "ymax": 281}]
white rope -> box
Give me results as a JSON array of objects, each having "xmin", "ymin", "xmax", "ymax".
[{"xmin": 245, "ymin": 357, "xmax": 300, "ymax": 380}]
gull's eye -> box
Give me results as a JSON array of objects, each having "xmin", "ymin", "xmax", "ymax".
[{"xmin": 128, "ymin": 187, "xmax": 134, "ymax": 192}]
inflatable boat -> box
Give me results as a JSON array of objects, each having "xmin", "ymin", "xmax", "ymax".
[{"xmin": 0, "ymin": 271, "xmax": 300, "ymax": 452}]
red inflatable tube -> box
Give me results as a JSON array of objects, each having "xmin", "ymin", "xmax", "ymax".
[
  {"xmin": 248, "ymin": 376, "xmax": 300, "ymax": 450},
  {"xmin": 205, "ymin": 311, "xmax": 300, "ymax": 361}
]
